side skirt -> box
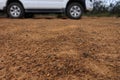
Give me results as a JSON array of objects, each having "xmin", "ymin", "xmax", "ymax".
[{"xmin": 25, "ymin": 9, "xmax": 65, "ymax": 14}]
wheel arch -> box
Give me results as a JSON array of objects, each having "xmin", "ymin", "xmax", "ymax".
[
  {"xmin": 6, "ymin": 0, "xmax": 24, "ymax": 9},
  {"xmin": 66, "ymin": 0, "xmax": 86, "ymax": 11}
]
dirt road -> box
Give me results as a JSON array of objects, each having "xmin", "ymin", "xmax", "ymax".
[{"xmin": 0, "ymin": 17, "xmax": 120, "ymax": 80}]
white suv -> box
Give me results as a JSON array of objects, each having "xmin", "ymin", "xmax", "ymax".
[{"xmin": 0, "ymin": 0, "xmax": 93, "ymax": 19}]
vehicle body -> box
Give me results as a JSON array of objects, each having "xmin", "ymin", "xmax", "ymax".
[{"xmin": 0, "ymin": 0, "xmax": 94, "ymax": 19}]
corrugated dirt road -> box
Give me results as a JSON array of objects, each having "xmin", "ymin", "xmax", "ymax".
[{"xmin": 0, "ymin": 17, "xmax": 120, "ymax": 80}]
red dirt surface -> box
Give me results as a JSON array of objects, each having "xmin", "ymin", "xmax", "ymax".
[{"xmin": 0, "ymin": 17, "xmax": 120, "ymax": 80}]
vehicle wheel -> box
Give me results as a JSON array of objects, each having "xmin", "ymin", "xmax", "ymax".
[
  {"xmin": 25, "ymin": 13, "xmax": 34, "ymax": 18},
  {"xmin": 66, "ymin": 3, "xmax": 83, "ymax": 19},
  {"xmin": 7, "ymin": 2, "xmax": 24, "ymax": 18}
]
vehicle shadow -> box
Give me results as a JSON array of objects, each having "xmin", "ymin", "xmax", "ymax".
[
  {"xmin": 0, "ymin": 13, "xmax": 69, "ymax": 20},
  {"xmin": 30, "ymin": 14, "xmax": 69, "ymax": 20},
  {"xmin": 33, "ymin": 17, "xmax": 68, "ymax": 20},
  {"xmin": 0, "ymin": 15, "xmax": 69, "ymax": 20}
]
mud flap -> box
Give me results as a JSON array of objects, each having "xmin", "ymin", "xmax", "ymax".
[{"xmin": 85, "ymin": 0, "xmax": 94, "ymax": 11}]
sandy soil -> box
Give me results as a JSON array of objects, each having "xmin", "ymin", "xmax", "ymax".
[{"xmin": 0, "ymin": 16, "xmax": 120, "ymax": 80}]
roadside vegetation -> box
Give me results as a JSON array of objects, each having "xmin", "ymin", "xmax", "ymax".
[{"xmin": 86, "ymin": 0, "xmax": 120, "ymax": 17}]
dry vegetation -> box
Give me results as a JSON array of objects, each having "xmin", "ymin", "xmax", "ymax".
[{"xmin": 0, "ymin": 16, "xmax": 120, "ymax": 80}]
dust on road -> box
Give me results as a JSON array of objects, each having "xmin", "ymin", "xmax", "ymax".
[{"xmin": 0, "ymin": 17, "xmax": 120, "ymax": 80}]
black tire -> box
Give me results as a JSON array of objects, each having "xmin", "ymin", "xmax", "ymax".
[
  {"xmin": 66, "ymin": 3, "xmax": 83, "ymax": 19},
  {"xmin": 7, "ymin": 2, "xmax": 24, "ymax": 18}
]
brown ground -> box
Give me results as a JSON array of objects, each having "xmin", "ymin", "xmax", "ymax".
[{"xmin": 0, "ymin": 16, "xmax": 120, "ymax": 80}]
